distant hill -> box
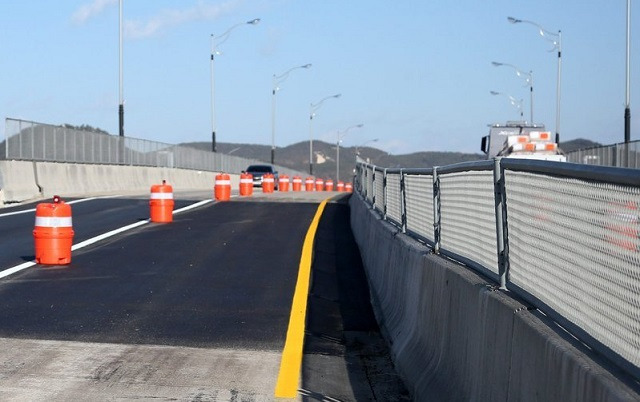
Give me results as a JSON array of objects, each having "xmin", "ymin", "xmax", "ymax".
[
  {"xmin": 559, "ymin": 138, "xmax": 601, "ymax": 153},
  {"xmin": 180, "ymin": 141, "xmax": 485, "ymax": 180}
]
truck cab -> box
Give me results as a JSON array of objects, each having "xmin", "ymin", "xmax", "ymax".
[{"xmin": 481, "ymin": 121, "xmax": 566, "ymax": 162}]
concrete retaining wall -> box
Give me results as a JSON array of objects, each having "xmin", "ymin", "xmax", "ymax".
[
  {"xmin": 0, "ymin": 160, "xmax": 237, "ymax": 205},
  {"xmin": 349, "ymin": 192, "xmax": 640, "ymax": 401}
]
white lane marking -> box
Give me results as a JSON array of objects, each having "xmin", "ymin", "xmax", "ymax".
[
  {"xmin": 0, "ymin": 198, "xmax": 214, "ymax": 280},
  {"xmin": 0, "ymin": 196, "xmax": 122, "ymax": 218}
]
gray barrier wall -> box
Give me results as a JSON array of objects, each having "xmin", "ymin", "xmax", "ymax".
[
  {"xmin": 0, "ymin": 160, "xmax": 234, "ymax": 205},
  {"xmin": 349, "ymin": 192, "xmax": 640, "ymax": 401}
]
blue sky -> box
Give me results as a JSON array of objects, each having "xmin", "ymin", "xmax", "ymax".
[{"xmin": 1, "ymin": 1, "xmax": 638, "ymax": 154}]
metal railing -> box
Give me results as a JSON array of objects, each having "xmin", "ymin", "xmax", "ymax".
[
  {"xmin": 355, "ymin": 158, "xmax": 640, "ymax": 380},
  {"xmin": 2, "ymin": 118, "xmax": 305, "ymax": 176},
  {"xmin": 566, "ymin": 140, "xmax": 640, "ymax": 169}
]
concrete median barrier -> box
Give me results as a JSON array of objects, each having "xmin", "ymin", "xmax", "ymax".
[
  {"xmin": 0, "ymin": 160, "xmax": 239, "ymax": 206},
  {"xmin": 0, "ymin": 160, "xmax": 41, "ymax": 203},
  {"xmin": 349, "ymin": 192, "xmax": 640, "ymax": 401}
]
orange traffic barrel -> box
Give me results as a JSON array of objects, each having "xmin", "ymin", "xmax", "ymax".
[
  {"xmin": 33, "ymin": 195, "xmax": 74, "ymax": 265},
  {"xmin": 345, "ymin": 182, "xmax": 353, "ymax": 193},
  {"xmin": 215, "ymin": 173, "xmax": 231, "ymax": 201},
  {"xmin": 279, "ymin": 175, "xmax": 290, "ymax": 192},
  {"xmin": 337, "ymin": 181, "xmax": 345, "ymax": 192},
  {"xmin": 262, "ymin": 173, "xmax": 275, "ymax": 193},
  {"xmin": 305, "ymin": 177, "xmax": 315, "ymax": 192},
  {"xmin": 325, "ymin": 179, "xmax": 334, "ymax": 191},
  {"xmin": 292, "ymin": 176, "xmax": 302, "ymax": 192},
  {"xmin": 315, "ymin": 178, "xmax": 324, "ymax": 192},
  {"xmin": 150, "ymin": 180, "xmax": 174, "ymax": 223},
  {"xmin": 240, "ymin": 172, "xmax": 253, "ymax": 196}
]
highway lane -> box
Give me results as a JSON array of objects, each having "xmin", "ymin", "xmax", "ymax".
[
  {"xmin": 0, "ymin": 194, "xmax": 206, "ymax": 269},
  {"xmin": 0, "ymin": 197, "xmax": 321, "ymax": 400},
  {"xmin": 0, "ymin": 192, "xmax": 407, "ymax": 400}
]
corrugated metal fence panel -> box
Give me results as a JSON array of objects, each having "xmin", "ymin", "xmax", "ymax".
[
  {"xmin": 404, "ymin": 174, "xmax": 434, "ymax": 242},
  {"xmin": 505, "ymin": 169, "xmax": 640, "ymax": 371},
  {"xmin": 439, "ymin": 170, "xmax": 499, "ymax": 275},
  {"xmin": 386, "ymin": 173, "xmax": 402, "ymax": 225}
]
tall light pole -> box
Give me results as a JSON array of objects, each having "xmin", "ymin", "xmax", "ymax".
[
  {"xmin": 625, "ymin": 0, "xmax": 631, "ymax": 144},
  {"xmin": 309, "ymin": 93, "xmax": 341, "ymax": 175},
  {"xmin": 271, "ymin": 64, "xmax": 312, "ymax": 165},
  {"xmin": 336, "ymin": 124, "xmax": 363, "ymax": 182},
  {"xmin": 492, "ymin": 61, "xmax": 534, "ymax": 123},
  {"xmin": 490, "ymin": 91, "xmax": 524, "ymax": 119},
  {"xmin": 210, "ymin": 18, "xmax": 260, "ymax": 153},
  {"xmin": 355, "ymin": 138, "xmax": 379, "ymax": 156},
  {"xmin": 119, "ymin": 0, "xmax": 123, "ymax": 138},
  {"xmin": 508, "ymin": 16, "xmax": 561, "ymax": 143}
]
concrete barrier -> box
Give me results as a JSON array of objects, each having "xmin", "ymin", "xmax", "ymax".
[
  {"xmin": 0, "ymin": 160, "xmax": 239, "ymax": 205},
  {"xmin": 0, "ymin": 160, "xmax": 41, "ymax": 203},
  {"xmin": 349, "ymin": 192, "xmax": 640, "ymax": 401}
]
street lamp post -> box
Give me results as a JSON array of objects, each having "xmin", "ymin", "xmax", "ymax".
[
  {"xmin": 625, "ymin": 0, "xmax": 631, "ymax": 144},
  {"xmin": 210, "ymin": 18, "xmax": 260, "ymax": 153},
  {"xmin": 490, "ymin": 91, "xmax": 524, "ymax": 119},
  {"xmin": 508, "ymin": 16, "xmax": 561, "ymax": 143},
  {"xmin": 355, "ymin": 138, "xmax": 379, "ymax": 157},
  {"xmin": 119, "ymin": 0, "xmax": 124, "ymax": 139},
  {"xmin": 336, "ymin": 124, "xmax": 363, "ymax": 182},
  {"xmin": 309, "ymin": 93, "xmax": 341, "ymax": 175},
  {"xmin": 271, "ymin": 64, "xmax": 312, "ymax": 165},
  {"xmin": 492, "ymin": 61, "xmax": 534, "ymax": 123}
]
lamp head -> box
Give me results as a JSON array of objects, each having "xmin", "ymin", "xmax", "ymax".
[
  {"xmin": 334, "ymin": 93, "xmax": 342, "ymax": 98},
  {"xmin": 302, "ymin": 63, "xmax": 312, "ymax": 69},
  {"xmin": 507, "ymin": 16, "xmax": 521, "ymax": 24},
  {"xmin": 490, "ymin": 91, "xmax": 500, "ymax": 96},
  {"xmin": 491, "ymin": 61, "xmax": 502, "ymax": 67},
  {"xmin": 247, "ymin": 18, "xmax": 261, "ymax": 25}
]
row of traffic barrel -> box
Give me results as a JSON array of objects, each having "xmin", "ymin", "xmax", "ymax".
[
  {"xmin": 229, "ymin": 173, "xmax": 353, "ymax": 199},
  {"xmin": 32, "ymin": 174, "xmax": 354, "ymax": 266}
]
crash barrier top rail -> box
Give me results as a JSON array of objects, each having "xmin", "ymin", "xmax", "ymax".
[
  {"xmin": 566, "ymin": 139, "xmax": 640, "ymax": 169},
  {"xmin": 2, "ymin": 118, "xmax": 305, "ymax": 176},
  {"xmin": 355, "ymin": 158, "xmax": 640, "ymax": 380}
]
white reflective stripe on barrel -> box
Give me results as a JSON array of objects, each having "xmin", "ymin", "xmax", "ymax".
[
  {"xmin": 35, "ymin": 216, "xmax": 73, "ymax": 227},
  {"xmin": 150, "ymin": 192, "xmax": 174, "ymax": 199},
  {"xmin": 263, "ymin": 178, "xmax": 274, "ymax": 183},
  {"xmin": 280, "ymin": 178, "xmax": 290, "ymax": 182},
  {"xmin": 240, "ymin": 179, "xmax": 253, "ymax": 184},
  {"xmin": 293, "ymin": 179, "xmax": 302, "ymax": 183},
  {"xmin": 216, "ymin": 180, "xmax": 232, "ymax": 185}
]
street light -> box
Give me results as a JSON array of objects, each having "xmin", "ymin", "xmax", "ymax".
[
  {"xmin": 355, "ymin": 138, "xmax": 379, "ymax": 156},
  {"xmin": 271, "ymin": 63, "xmax": 312, "ymax": 165},
  {"xmin": 309, "ymin": 93, "xmax": 341, "ymax": 175},
  {"xmin": 118, "ymin": 0, "xmax": 123, "ymax": 138},
  {"xmin": 210, "ymin": 18, "xmax": 260, "ymax": 153},
  {"xmin": 492, "ymin": 61, "xmax": 534, "ymax": 123},
  {"xmin": 336, "ymin": 124, "xmax": 363, "ymax": 182},
  {"xmin": 490, "ymin": 91, "xmax": 524, "ymax": 119},
  {"xmin": 625, "ymin": 0, "xmax": 631, "ymax": 143},
  {"xmin": 508, "ymin": 16, "xmax": 561, "ymax": 143}
]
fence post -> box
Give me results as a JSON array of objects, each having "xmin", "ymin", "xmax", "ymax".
[
  {"xmin": 493, "ymin": 158, "xmax": 509, "ymax": 289},
  {"xmin": 383, "ymin": 168, "xmax": 388, "ymax": 220},
  {"xmin": 400, "ymin": 169, "xmax": 407, "ymax": 233},
  {"xmin": 432, "ymin": 167, "xmax": 441, "ymax": 254},
  {"xmin": 371, "ymin": 166, "xmax": 376, "ymax": 208}
]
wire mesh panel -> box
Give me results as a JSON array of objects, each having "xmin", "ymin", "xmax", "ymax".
[
  {"xmin": 505, "ymin": 169, "xmax": 640, "ymax": 370},
  {"xmin": 439, "ymin": 170, "xmax": 498, "ymax": 274},
  {"xmin": 374, "ymin": 169, "xmax": 385, "ymax": 213},
  {"xmin": 404, "ymin": 174, "xmax": 434, "ymax": 243},
  {"xmin": 386, "ymin": 172, "xmax": 402, "ymax": 225},
  {"xmin": 3, "ymin": 118, "xmax": 305, "ymax": 176},
  {"xmin": 365, "ymin": 166, "xmax": 375, "ymax": 204}
]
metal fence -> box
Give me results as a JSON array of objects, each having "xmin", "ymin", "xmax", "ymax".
[
  {"xmin": 355, "ymin": 158, "xmax": 640, "ymax": 381},
  {"xmin": 2, "ymin": 118, "xmax": 305, "ymax": 176},
  {"xmin": 566, "ymin": 140, "xmax": 640, "ymax": 169}
]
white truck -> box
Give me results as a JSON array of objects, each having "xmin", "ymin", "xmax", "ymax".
[{"xmin": 481, "ymin": 121, "xmax": 566, "ymax": 162}]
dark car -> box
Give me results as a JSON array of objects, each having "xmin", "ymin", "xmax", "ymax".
[{"xmin": 244, "ymin": 165, "xmax": 279, "ymax": 189}]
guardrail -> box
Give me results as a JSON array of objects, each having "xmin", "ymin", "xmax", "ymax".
[
  {"xmin": 2, "ymin": 118, "xmax": 305, "ymax": 176},
  {"xmin": 355, "ymin": 158, "xmax": 640, "ymax": 380},
  {"xmin": 566, "ymin": 140, "xmax": 640, "ymax": 169}
]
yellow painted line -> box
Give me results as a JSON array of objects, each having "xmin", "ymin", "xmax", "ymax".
[{"xmin": 274, "ymin": 198, "xmax": 330, "ymax": 398}]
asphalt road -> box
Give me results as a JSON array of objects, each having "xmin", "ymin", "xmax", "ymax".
[{"xmin": 0, "ymin": 192, "xmax": 407, "ymax": 400}]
